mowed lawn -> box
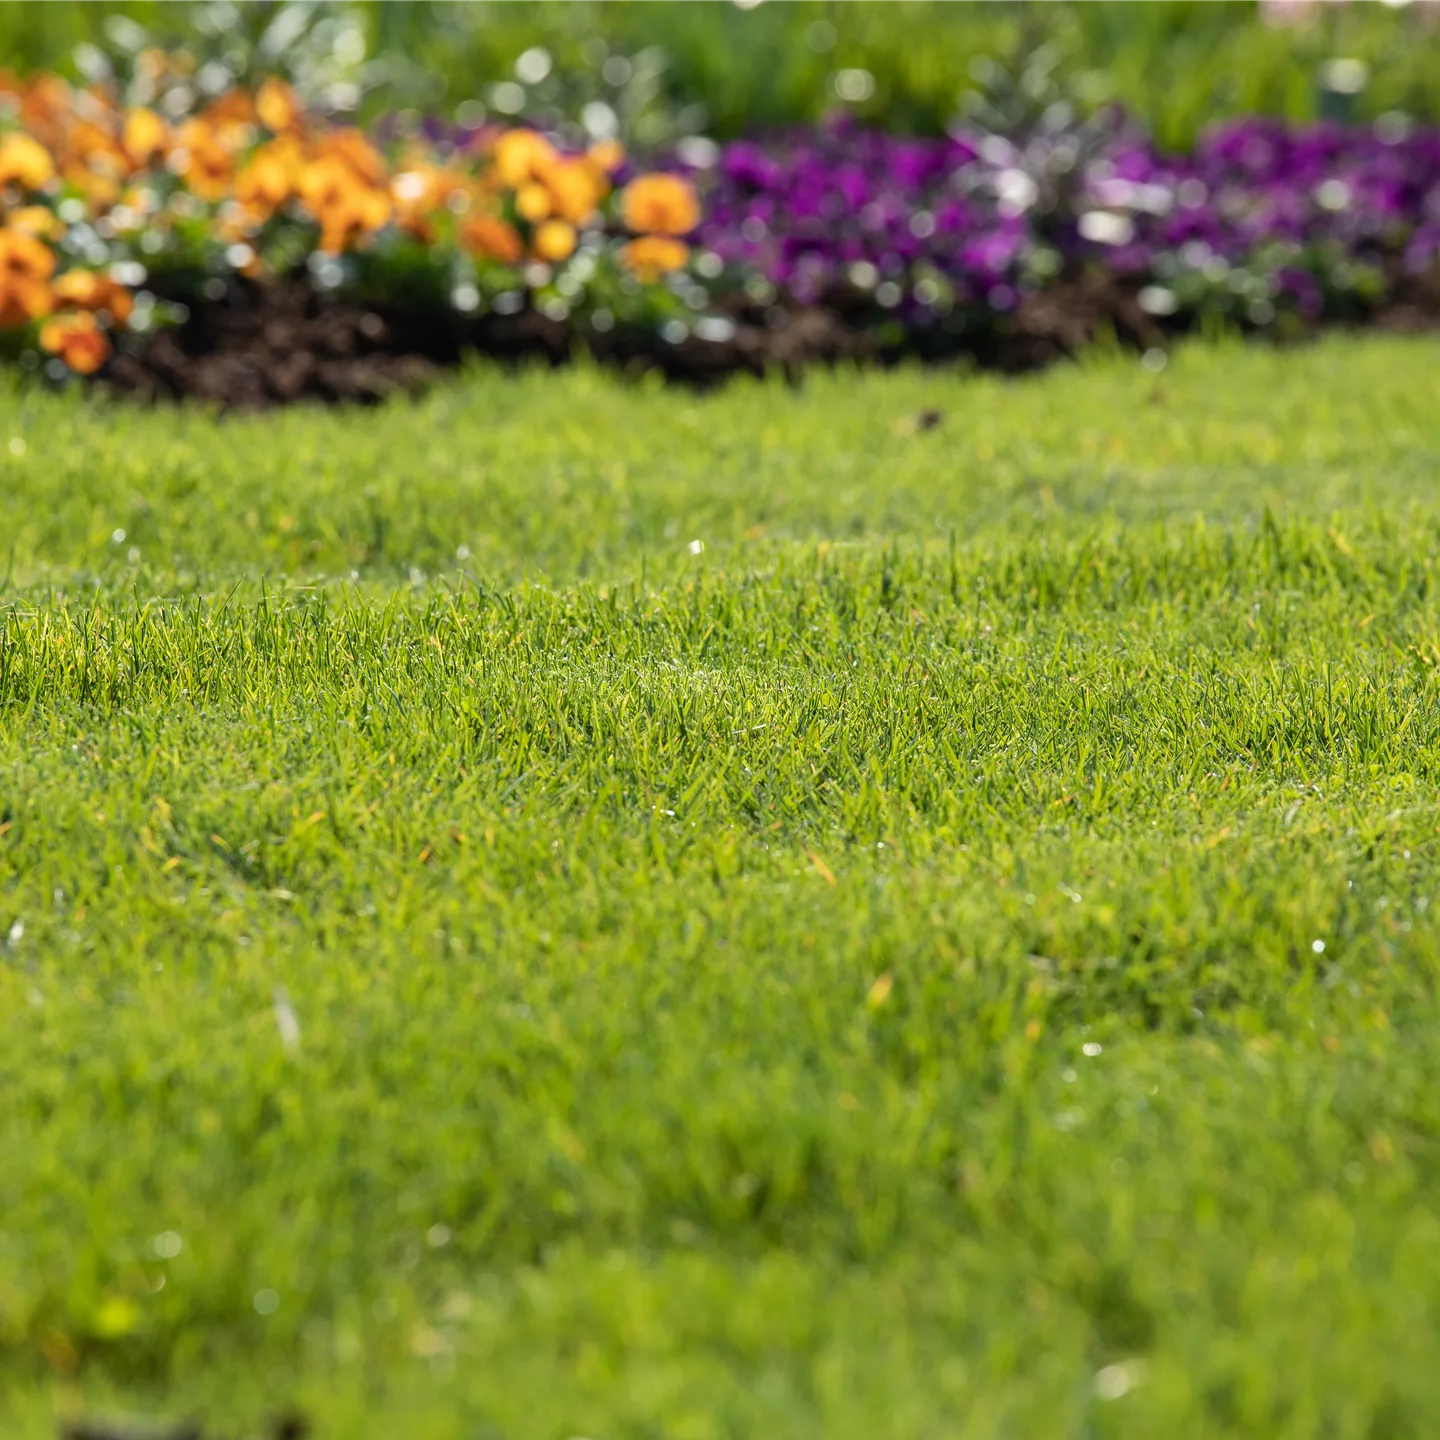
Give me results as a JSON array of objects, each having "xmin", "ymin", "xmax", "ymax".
[{"xmin": 4, "ymin": 339, "xmax": 1440, "ymax": 1438}]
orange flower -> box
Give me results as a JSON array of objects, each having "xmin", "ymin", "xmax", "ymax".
[
  {"xmin": 620, "ymin": 234, "xmax": 690, "ymax": 281},
  {"xmin": 202, "ymin": 88, "xmax": 256, "ymax": 133},
  {"xmin": 66, "ymin": 118, "xmax": 128, "ymax": 179},
  {"xmin": 122, "ymin": 108, "xmax": 169, "ymax": 168},
  {"xmin": 0, "ymin": 132, "xmax": 55, "ymax": 191},
  {"xmin": 235, "ymin": 136, "xmax": 306, "ymax": 218},
  {"xmin": 543, "ymin": 156, "xmax": 607, "ymax": 225},
  {"xmin": 461, "ymin": 211, "xmax": 523, "ymax": 265},
  {"xmin": 53, "ymin": 268, "xmax": 133, "ymax": 324},
  {"xmin": 256, "ymin": 77, "xmax": 302, "ymax": 134},
  {"xmin": 40, "ymin": 310, "xmax": 110, "ymax": 373},
  {"xmin": 171, "ymin": 118, "xmax": 237, "ymax": 201},
  {"xmin": 0, "ymin": 226, "xmax": 55, "ymax": 328},
  {"xmin": 492, "ymin": 129, "xmax": 558, "ymax": 189},
  {"xmin": 532, "ymin": 218, "xmax": 577, "ymax": 263},
  {"xmin": 15, "ymin": 74, "xmax": 72, "ymax": 151},
  {"xmin": 298, "ymin": 156, "xmax": 392, "ymax": 253},
  {"xmin": 621, "ymin": 174, "xmax": 700, "ymax": 236},
  {"xmin": 314, "ymin": 128, "xmax": 388, "ymax": 188}
]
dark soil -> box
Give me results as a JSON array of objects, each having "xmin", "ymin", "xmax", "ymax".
[
  {"xmin": 96, "ymin": 266, "xmax": 1438, "ymax": 410},
  {"xmin": 58, "ymin": 1407, "xmax": 306, "ymax": 1440},
  {"xmin": 95, "ymin": 269, "xmax": 1162, "ymax": 409}
]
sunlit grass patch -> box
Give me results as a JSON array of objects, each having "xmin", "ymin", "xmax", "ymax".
[{"xmin": 3, "ymin": 337, "xmax": 1440, "ymax": 1438}]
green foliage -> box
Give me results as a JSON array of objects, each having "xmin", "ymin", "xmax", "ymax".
[
  {"xmin": 5, "ymin": 2, "xmax": 1440, "ymax": 146},
  {"xmin": 350, "ymin": 1, "xmax": 1440, "ymax": 143},
  {"xmin": 4, "ymin": 338, "xmax": 1440, "ymax": 1435}
]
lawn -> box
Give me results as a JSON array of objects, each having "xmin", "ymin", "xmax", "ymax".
[{"xmin": 4, "ymin": 338, "xmax": 1440, "ymax": 1438}]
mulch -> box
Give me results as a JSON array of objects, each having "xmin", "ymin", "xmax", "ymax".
[{"xmin": 95, "ymin": 266, "xmax": 1438, "ymax": 411}]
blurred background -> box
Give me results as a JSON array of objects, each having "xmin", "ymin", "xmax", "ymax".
[{"xmin": 3, "ymin": 0, "xmax": 1438, "ymax": 150}]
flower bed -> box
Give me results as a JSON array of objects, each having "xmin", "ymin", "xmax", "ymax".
[
  {"xmin": 692, "ymin": 110, "xmax": 1440, "ymax": 338},
  {"xmin": 0, "ymin": 59, "xmax": 1436, "ymax": 404},
  {"xmin": 0, "ymin": 64, "xmax": 706, "ymax": 391}
]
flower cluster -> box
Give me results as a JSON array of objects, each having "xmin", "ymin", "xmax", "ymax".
[
  {"xmin": 0, "ymin": 49, "xmax": 1438, "ymax": 381},
  {"xmin": 0, "ymin": 63, "xmax": 704, "ymax": 375},
  {"xmin": 693, "ymin": 122, "xmax": 1024, "ymax": 322},
  {"xmin": 1107, "ymin": 116, "xmax": 1440, "ymax": 321},
  {"xmin": 692, "ymin": 108, "xmax": 1440, "ymax": 333}
]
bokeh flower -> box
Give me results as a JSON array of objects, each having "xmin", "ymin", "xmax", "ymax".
[
  {"xmin": 0, "ymin": 131, "xmax": 54, "ymax": 191},
  {"xmin": 52, "ymin": 269, "xmax": 134, "ymax": 324},
  {"xmin": 256, "ymin": 78, "xmax": 302, "ymax": 135},
  {"xmin": 299, "ymin": 155, "xmax": 392, "ymax": 254},
  {"xmin": 492, "ymin": 129, "xmax": 559, "ymax": 189},
  {"xmin": 622, "ymin": 174, "xmax": 701, "ymax": 235},
  {"xmin": 620, "ymin": 234, "xmax": 690, "ymax": 279},
  {"xmin": 122, "ymin": 108, "xmax": 170, "ymax": 169},
  {"xmin": 515, "ymin": 182, "xmax": 552, "ymax": 223},
  {"xmin": 235, "ymin": 136, "xmax": 306, "ymax": 219},
  {"xmin": 200, "ymin": 88, "xmax": 257, "ymax": 147},
  {"xmin": 7, "ymin": 206, "xmax": 61, "ymax": 240},
  {"xmin": 6, "ymin": 73, "xmax": 71, "ymax": 154},
  {"xmin": 461, "ymin": 210, "xmax": 524, "ymax": 264},
  {"xmin": 0, "ymin": 226, "xmax": 54, "ymax": 326},
  {"xmin": 60, "ymin": 116, "xmax": 129, "ymax": 210},
  {"xmin": 39, "ymin": 310, "xmax": 109, "ymax": 373},
  {"xmin": 171, "ymin": 118, "xmax": 238, "ymax": 202},
  {"xmin": 543, "ymin": 157, "xmax": 608, "ymax": 225},
  {"xmin": 532, "ymin": 218, "xmax": 577, "ymax": 262},
  {"xmin": 314, "ymin": 129, "xmax": 389, "ymax": 188}
]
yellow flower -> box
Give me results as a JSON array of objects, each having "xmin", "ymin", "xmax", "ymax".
[
  {"xmin": 493, "ymin": 129, "xmax": 558, "ymax": 189},
  {"xmin": 8, "ymin": 206, "xmax": 61, "ymax": 240},
  {"xmin": 515, "ymin": 182, "xmax": 551, "ymax": 223},
  {"xmin": 53, "ymin": 268, "xmax": 133, "ymax": 324},
  {"xmin": 621, "ymin": 174, "xmax": 700, "ymax": 236},
  {"xmin": 461, "ymin": 210, "xmax": 523, "ymax": 265},
  {"xmin": 0, "ymin": 226, "xmax": 55, "ymax": 328},
  {"xmin": 543, "ymin": 157, "xmax": 607, "ymax": 225},
  {"xmin": 619, "ymin": 234, "xmax": 690, "ymax": 281},
  {"xmin": 532, "ymin": 218, "xmax": 577, "ymax": 263},
  {"xmin": 122, "ymin": 108, "xmax": 169, "ymax": 168},
  {"xmin": 40, "ymin": 309, "xmax": 110, "ymax": 373},
  {"xmin": 256, "ymin": 77, "xmax": 302, "ymax": 134},
  {"xmin": 0, "ymin": 132, "xmax": 55, "ymax": 191}
]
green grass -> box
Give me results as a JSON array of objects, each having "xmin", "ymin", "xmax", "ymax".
[{"xmin": 3, "ymin": 337, "xmax": 1440, "ymax": 1438}]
